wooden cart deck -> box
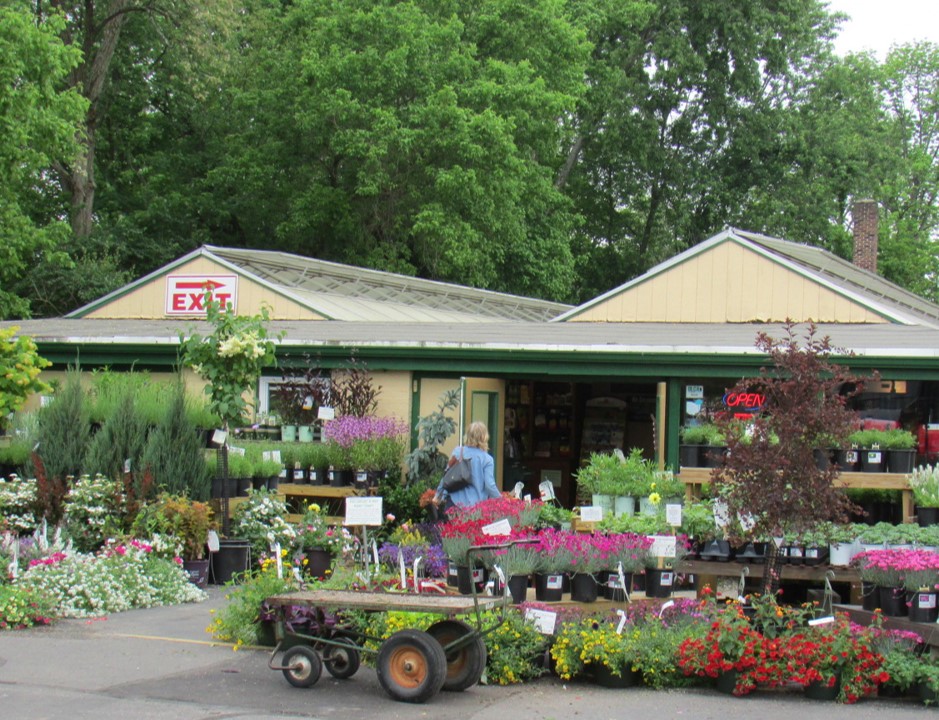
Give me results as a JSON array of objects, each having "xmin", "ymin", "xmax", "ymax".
[{"xmin": 265, "ymin": 589, "xmax": 499, "ymax": 615}]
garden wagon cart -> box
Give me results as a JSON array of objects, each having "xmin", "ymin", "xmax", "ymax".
[{"xmin": 263, "ymin": 543, "xmax": 520, "ymax": 703}]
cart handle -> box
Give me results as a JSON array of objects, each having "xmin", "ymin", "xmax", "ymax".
[{"xmin": 465, "ymin": 537, "xmax": 538, "ymax": 557}]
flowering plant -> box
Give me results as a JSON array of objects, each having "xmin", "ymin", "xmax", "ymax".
[
  {"xmin": 133, "ymin": 493, "xmax": 216, "ymax": 560},
  {"xmin": 179, "ymin": 296, "xmax": 279, "ymax": 428},
  {"xmin": 230, "ymin": 487, "xmax": 296, "ymax": 560},
  {"xmin": 784, "ymin": 615, "xmax": 888, "ymax": 703},
  {"xmin": 447, "ymin": 496, "xmax": 543, "ymax": 530},
  {"xmin": 603, "ymin": 531, "xmax": 654, "ymax": 573},
  {"xmin": 0, "ymin": 475, "xmax": 38, "ymax": 535},
  {"xmin": 551, "ymin": 617, "xmax": 630, "ymax": 679},
  {"xmin": 377, "ymin": 540, "xmax": 448, "ymax": 578},
  {"xmin": 910, "ymin": 464, "xmax": 939, "ymax": 508},
  {"xmin": 294, "ymin": 502, "xmax": 349, "ymax": 555},
  {"xmin": 19, "ymin": 540, "xmax": 205, "ymax": 618},
  {"xmin": 437, "ymin": 518, "xmax": 488, "ymax": 563},
  {"xmin": 0, "ymin": 583, "xmax": 54, "ymax": 629},
  {"xmin": 62, "ymin": 473, "xmax": 126, "ymax": 552},
  {"xmin": 677, "ymin": 602, "xmax": 788, "ymax": 695},
  {"xmin": 853, "ymin": 548, "xmax": 939, "ymax": 590},
  {"xmin": 487, "ymin": 537, "xmax": 542, "ymax": 576},
  {"xmin": 323, "ymin": 415, "xmax": 409, "ymax": 469}
]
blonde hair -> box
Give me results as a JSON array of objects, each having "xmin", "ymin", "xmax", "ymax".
[{"xmin": 464, "ymin": 421, "xmax": 490, "ymax": 451}]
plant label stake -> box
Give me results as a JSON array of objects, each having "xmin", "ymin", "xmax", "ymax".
[
  {"xmin": 273, "ymin": 542, "xmax": 283, "ymax": 579},
  {"xmin": 412, "ymin": 556, "xmax": 423, "ymax": 593},
  {"xmin": 617, "ymin": 562, "xmax": 630, "ymax": 604},
  {"xmin": 615, "ymin": 609, "xmax": 628, "ymax": 635}
]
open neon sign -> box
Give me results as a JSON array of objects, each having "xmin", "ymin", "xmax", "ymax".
[{"xmin": 722, "ymin": 392, "xmax": 765, "ymax": 413}]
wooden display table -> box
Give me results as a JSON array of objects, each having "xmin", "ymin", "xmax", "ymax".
[
  {"xmin": 676, "ymin": 558, "xmax": 863, "ymax": 603},
  {"xmin": 677, "ymin": 467, "xmax": 915, "ymax": 522}
]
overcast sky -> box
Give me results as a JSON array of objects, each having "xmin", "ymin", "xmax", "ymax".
[{"xmin": 827, "ymin": 0, "xmax": 939, "ymax": 59}]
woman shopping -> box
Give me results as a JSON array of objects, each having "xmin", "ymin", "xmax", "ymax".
[{"xmin": 436, "ymin": 421, "xmax": 502, "ymax": 509}]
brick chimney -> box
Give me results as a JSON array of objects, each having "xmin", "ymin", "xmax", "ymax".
[{"xmin": 852, "ymin": 199, "xmax": 878, "ymax": 273}]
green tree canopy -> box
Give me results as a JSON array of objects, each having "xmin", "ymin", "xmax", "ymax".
[{"xmin": 0, "ymin": 2, "xmax": 86, "ymax": 318}]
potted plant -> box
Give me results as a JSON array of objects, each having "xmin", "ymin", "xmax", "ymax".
[
  {"xmin": 536, "ymin": 502, "xmax": 573, "ymax": 530},
  {"xmin": 293, "ymin": 502, "xmax": 349, "ymax": 579},
  {"xmin": 575, "ymin": 452, "xmax": 620, "ymax": 515},
  {"xmin": 700, "ymin": 423, "xmax": 727, "ymax": 468},
  {"xmin": 135, "ymin": 493, "xmax": 217, "ymax": 587},
  {"xmin": 680, "ymin": 501, "xmax": 718, "ymax": 554},
  {"xmin": 883, "ymin": 428, "xmax": 917, "ymax": 473},
  {"xmin": 679, "ymin": 424, "xmax": 709, "ymax": 467},
  {"xmin": 852, "ymin": 548, "xmax": 909, "ymax": 616},
  {"xmin": 488, "ymin": 541, "xmax": 540, "ymax": 603},
  {"xmin": 849, "ymin": 429, "xmax": 888, "ymax": 472},
  {"xmin": 823, "ymin": 522, "xmax": 859, "ymax": 566},
  {"xmin": 910, "ymin": 464, "xmax": 939, "ymax": 526},
  {"xmin": 787, "ymin": 615, "xmax": 888, "ymax": 702},
  {"xmin": 298, "ymin": 442, "xmax": 330, "ymax": 485}
]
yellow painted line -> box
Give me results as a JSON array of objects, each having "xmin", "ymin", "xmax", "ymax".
[{"xmin": 107, "ymin": 633, "xmax": 237, "ymax": 648}]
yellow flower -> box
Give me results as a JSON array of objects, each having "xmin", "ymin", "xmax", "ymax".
[{"xmin": 649, "ymin": 492, "xmax": 661, "ymax": 505}]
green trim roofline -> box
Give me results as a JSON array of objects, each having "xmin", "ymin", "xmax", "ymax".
[{"xmin": 34, "ymin": 341, "xmax": 939, "ymax": 382}]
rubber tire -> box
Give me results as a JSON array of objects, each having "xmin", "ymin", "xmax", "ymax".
[
  {"xmin": 322, "ymin": 637, "xmax": 361, "ymax": 679},
  {"xmin": 282, "ymin": 645, "xmax": 322, "ymax": 688},
  {"xmin": 376, "ymin": 629, "xmax": 448, "ymax": 703},
  {"xmin": 426, "ymin": 619, "xmax": 487, "ymax": 692}
]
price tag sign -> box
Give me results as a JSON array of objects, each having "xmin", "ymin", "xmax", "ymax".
[
  {"xmin": 648, "ymin": 535, "xmax": 677, "ymax": 558},
  {"xmin": 524, "ymin": 608, "xmax": 557, "ymax": 635},
  {"xmin": 482, "ymin": 518, "xmax": 512, "ymax": 536},
  {"xmin": 665, "ymin": 503, "xmax": 682, "ymax": 526},
  {"xmin": 345, "ymin": 496, "xmax": 383, "ymax": 526},
  {"xmin": 317, "ymin": 406, "xmax": 335, "ymax": 420},
  {"xmin": 580, "ymin": 505, "xmax": 604, "ymax": 523}
]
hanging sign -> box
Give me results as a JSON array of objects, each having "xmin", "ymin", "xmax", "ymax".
[{"xmin": 166, "ymin": 274, "xmax": 238, "ymax": 315}]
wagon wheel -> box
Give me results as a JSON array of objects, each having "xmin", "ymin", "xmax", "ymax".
[
  {"xmin": 376, "ymin": 629, "xmax": 447, "ymax": 703},
  {"xmin": 282, "ymin": 646, "xmax": 322, "ymax": 689},
  {"xmin": 426, "ymin": 619, "xmax": 487, "ymax": 692},
  {"xmin": 322, "ymin": 637, "xmax": 361, "ymax": 679}
]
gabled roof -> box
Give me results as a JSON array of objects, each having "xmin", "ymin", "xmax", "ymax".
[
  {"xmin": 68, "ymin": 245, "xmax": 571, "ymax": 323},
  {"xmin": 554, "ymin": 228, "xmax": 939, "ymax": 328}
]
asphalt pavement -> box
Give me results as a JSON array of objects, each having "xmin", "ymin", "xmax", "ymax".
[{"xmin": 0, "ymin": 586, "xmax": 930, "ymax": 720}]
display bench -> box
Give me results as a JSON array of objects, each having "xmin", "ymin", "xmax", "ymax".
[
  {"xmin": 676, "ymin": 558, "xmax": 864, "ymax": 604},
  {"xmin": 218, "ymin": 484, "xmax": 365, "ymax": 525},
  {"xmin": 834, "ymin": 605, "xmax": 939, "ymax": 650},
  {"xmin": 677, "ymin": 467, "xmax": 915, "ymax": 522}
]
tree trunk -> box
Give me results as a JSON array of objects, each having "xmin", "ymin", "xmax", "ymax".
[{"xmin": 62, "ymin": 0, "xmax": 132, "ymax": 237}]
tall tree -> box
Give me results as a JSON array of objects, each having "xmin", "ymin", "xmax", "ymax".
[
  {"xmin": 878, "ymin": 42, "xmax": 939, "ymax": 301},
  {"xmin": 562, "ymin": 0, "xmax": 843, "ymax": 301},
  {"xmin": 202, "ymin": 0, "xmax": 589, "ymax": 300},
  {"xmin": 0, "ymin": 2, "xmax": 86, "ymax": 318},
  {"xmin": 36, "ymin": 0, "xmax": 232, "ymax": 239}
]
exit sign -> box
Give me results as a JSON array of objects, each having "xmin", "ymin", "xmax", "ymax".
[{"xmin": 165, "ymin": 275, "xmax": 238, "ymax": 315}]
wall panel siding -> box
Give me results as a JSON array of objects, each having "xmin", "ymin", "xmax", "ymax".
[
  {"xmin": 568, "ymin": 242, "xmax": 889, "ymax": 324},
  {"xmin": 84, "ymin": 257, "xmax": 324, "ymax": 320}
]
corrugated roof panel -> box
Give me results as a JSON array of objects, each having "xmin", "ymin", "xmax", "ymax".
[{"xmin": 207, "ymin": 246, "xmax": 569, "ymax": 322}]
